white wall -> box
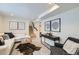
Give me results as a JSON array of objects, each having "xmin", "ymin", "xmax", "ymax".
[
  {"xmin": 0, "ymin": 16, "xmax": 30, "ymax": 36},
  {"xmin": 41, "ymin": 7, "xmax": 79, "ymax": 44},
  {"xmin": 0, "ymin": 16, "xmax": 4, "ymax": 33},
  {"xmin": 0, "ymin": 16, "xmax": 2, "ymax": 33}
]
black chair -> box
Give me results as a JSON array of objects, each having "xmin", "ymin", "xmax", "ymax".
[{"xmin": 50, "ymin": 37, "xmax": 79, "ymax": 55}]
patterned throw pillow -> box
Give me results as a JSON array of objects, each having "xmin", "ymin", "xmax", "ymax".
[
  {"xmin": 4, "ymin": 32, "xmax": 15, "ymax": 38},
  {"xmin": 2, "ymin": 34, "xmax": 10, "ymax": 40}
]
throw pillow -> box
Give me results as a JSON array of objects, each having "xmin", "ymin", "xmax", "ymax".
[
  {"xmin": 2, "ymin": 34, "xmax": 10, "ymax": 40},
  {"xmin": 4, "ymin": 32, "xmax": 15, "ymax": 38}
]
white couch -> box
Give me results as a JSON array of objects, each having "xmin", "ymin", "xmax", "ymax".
[
  {"xmin": 0, "ymin": 38, "xmax": 15, "ymax": 55},
  {"xmin": 14, "ymin": 34, "xmax": 30, "ymax": 42},
  {"xmin": 0, "ymin": 34, "xmax": 30, "ymax": 55}
]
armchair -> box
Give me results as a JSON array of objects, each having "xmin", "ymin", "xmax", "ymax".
[{"xmin": 50, "ymin": 37, "xmax": 79, "ymax": 55}]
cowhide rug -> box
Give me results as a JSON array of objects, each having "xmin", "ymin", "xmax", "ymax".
[{"xmin": 16, "ymin": 43, "xmax": 41, "ymax": 55}]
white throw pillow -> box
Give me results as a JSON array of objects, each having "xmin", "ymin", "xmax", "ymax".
[{"xmin": 63, "ymin": 40, "xmax": 79, "ymax": 54}]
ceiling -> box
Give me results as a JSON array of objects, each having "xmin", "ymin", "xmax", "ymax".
[
  {"xmin": 40, "ymin": 3, "xmax": 79, "ymax": 19},
  {"xmin": 0, "ymin": 3, "xmax": 54, "ymax": 20},
  {"xmin": 0, "ymin": 3, "xmax": 79, "ymax": 20}
]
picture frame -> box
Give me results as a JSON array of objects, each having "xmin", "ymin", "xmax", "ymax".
[
  {"xmin": 44, "ymin": 21, "xmax": 51, "ymax": 31},
  {"xmin": 9, "ymin": 21, "xmax": 25, "ymax": 30},
  {"xmin": 18, "ymin": 22, "xmax": 25, "ymax": 30},
  {"xmin": 50, "ymin": 18, "xmax": 61, "ymax": 32},
  {"xmin": 9, "ymin": 21, "xmax": 17, "ymax": 30}
]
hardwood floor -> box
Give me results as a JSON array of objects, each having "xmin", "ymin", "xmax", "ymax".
[{"xmin": 11, "ymin": 38, "xmax": 50, "ymax": 55}]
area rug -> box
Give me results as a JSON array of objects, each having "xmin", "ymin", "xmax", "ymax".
[
  {"xmin": 11, "ymin": 42, "xmax": 50, "ymax": 55},
  {"xmin": 15, "ymin": 43, "xmax": 41, "ymax": 55}
]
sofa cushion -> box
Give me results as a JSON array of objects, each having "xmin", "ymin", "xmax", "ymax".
[
  {"xmin": 5, "ymin": 38, "xmax": 15, "ymax": 54},
  {"xmin": 4, "ymin": 32, "xmax": 15, "ymax": 39},
  {"xmin": 0, "ymin": 39, "xmax": 15, "ymax": 55},
  {"xmin": 63, "ymin": 39, "xmax": 79, "ymax": 54}
]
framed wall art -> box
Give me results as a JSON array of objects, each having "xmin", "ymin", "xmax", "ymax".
[
  {"xmin": 50, "ymin": 18, "xmax": 61, "ymax": 32},
  {"xmin": 9, "ymin": 21, "xmax": 17, "ymax": 30},
  {"xmin": 9, "ymin": 21, "xmax": 25, "ymax": 30},
  {"xmin": 18, "ymin": 22, "xmax": 25, "ymax": 30},
  {"xmin": 44, "ymin": 21, "xmax": 51, "ymax": 31}
]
